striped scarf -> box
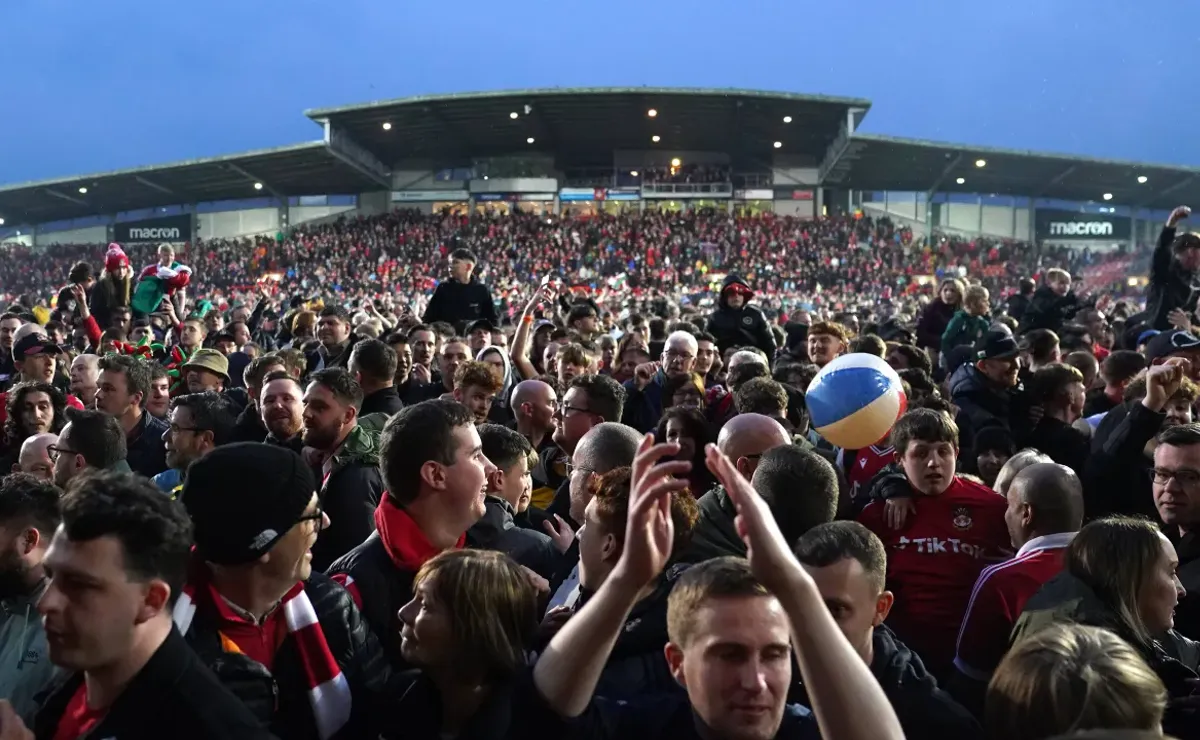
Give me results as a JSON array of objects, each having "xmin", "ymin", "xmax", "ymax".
[{"xmin": 173, "ymin": 581, "xmax": 352, "ymax": 739}]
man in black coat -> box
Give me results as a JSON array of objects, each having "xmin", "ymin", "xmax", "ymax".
[
  {"xmin": 422, "ymin": 247, "xmax": 498, "ymax": 334},
  {"xmin": 178, "ymin": 443, "xmax": 392, "ymax": 739},
  {"xmin": 706, "ymin": 274, "xmax": 777, "ymax": 357},
  {"xmin": 795, "ymin": 522, "xmax": 981, "ymax": 736},
  {"xmin": 33, "ymin": 471, "xmax": 272, "ymax": 740},
  {"xmin": 350, "ymin": 338, "xmax": 404, "ymax": 419},
  {"xmin": 1145, "ymin": 205, "xmax": 1200, "ymax": 330}
]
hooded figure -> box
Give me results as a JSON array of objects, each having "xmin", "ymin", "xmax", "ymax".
[
  {"xmin": 478, "ymin": 345, "xmax": 515, "ymax": 425},
  {"xmin": 90, "ymin": 244, "xmax": 132, "ymax": 331},
  {"xmin": 706, "ymin": 275, "xmax": 776, "ymax": 356}
]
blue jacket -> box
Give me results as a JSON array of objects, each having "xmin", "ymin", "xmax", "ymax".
[{"xmin": 0, "ymin": 580, "xmax": 58, "ymax": 723}]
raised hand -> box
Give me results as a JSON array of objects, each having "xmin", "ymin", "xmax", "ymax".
[
  {"xmin": 542, "ymin": 513, "xmax": 576, "ymax": 554},
  {"xmin": 1168, "ymin": 205, "xmax": 1192, "ymax": 228},
  {"xmin": 611, "ymin": 435, "xmax": 689, "ymax": 589},
  {"xmin": 705, "ymin": 443, "xmax": 810, "ymax": 594}
]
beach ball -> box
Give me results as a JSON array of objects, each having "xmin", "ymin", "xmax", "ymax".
[{"xmin": 805, "ymin": 353, "xmax": 907, "ymax": 449}]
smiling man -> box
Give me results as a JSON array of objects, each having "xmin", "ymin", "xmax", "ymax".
[
  {"xmin": 175, "ymin": 443, "xmax": 389, "ymax": 739},
  {"xmin": 329, "ymin": 399, "xmax": 494, "ymax": 669}
]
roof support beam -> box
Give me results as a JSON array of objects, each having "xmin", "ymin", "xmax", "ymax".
[
  {"xmin": 1141, "ymin": 175, "xmax": 1196, "ymax": 208},
  {"xmin": 1032, "ymin": 165, "xmax": 1077, "ymax": 199},
  {"xmin": 43, "ymin": 188, "xmax": 88, "ymax": 206},
  {"xmin": 524, "ymin": 104, "xmax": 559, "ymax": 155},
  {"xmin": 925, "ymin": 153, "xmax": 963, "ymax": 200},
  {"xmin": 324, "ymin": 123, "xmax": 391, "ymax": 188},
  {"xmin": 134, "ymin": 175, "xmax": 175, "ymax": 196},
  {"xmin": 817, "ymin": 108, "xmax": 863, "ymax": 184},
  {"xmin": 225, "ymin": 163, "xmax": 284, "ymax": 199}
]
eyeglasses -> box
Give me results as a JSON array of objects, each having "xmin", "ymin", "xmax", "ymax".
[
  {"xmin": 46, "ymin": 445, "xmax": 77, "ymax": 463},
  {"xmin": 297, "ymin": 503, "xmax": 325, "ymax": 532},
  {"xmin": 561, "ymin": 404, "xmax": 591, "ymax": 417},
  {"xmin": 664, "ymin": 349, "xmax": 696, "ymax": 361},
  {"xmin": 1149, "ymin": 468, "xmax": 1200, "ymax": 487},
  {"xmin": 564, "ymin": 460, "xmax": 593, "ymax": 476},
  {"xmin": 168, "ymin": 424, "xmax": 205, "ymax": 435}
]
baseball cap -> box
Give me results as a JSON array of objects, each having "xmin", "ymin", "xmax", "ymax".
[
  {"xmin": 465, "ymin": 318, "xmax": 498, "ymax": 335},
  {"xmin": 974, "ymin": 331, "xmax": 1020, "ymax": 361},
  {"xmin": 12, "ymin": 334, "xmax": 64, "ymax": 363},
  {"xmin": 1144, "ymin": 329, "xmax": 1200, "ymax": 366}
]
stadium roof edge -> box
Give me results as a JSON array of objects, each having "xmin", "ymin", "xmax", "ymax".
[
  {"xmin": 850, "ymin": 132, "xmax": 1200, "ymax": 175},
  {"xmin": 0, "ymin": 141, "xmax": 329, "ymax": 194},
  {"xmin": 303, "ymin": 86, "xmax": 874, "ymax": 120}
]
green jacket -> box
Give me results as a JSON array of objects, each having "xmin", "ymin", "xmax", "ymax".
[
  {"xmin": 324, "ymin": 424, "xmax": 381, "ymax": 484},
  {"xmin": 940, "ymin": 309, "xmax": 990, "ymax": 355}
]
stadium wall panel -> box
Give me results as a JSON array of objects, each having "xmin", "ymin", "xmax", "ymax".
[
  {"xmin": 35, "ymin": 225, "xmax": 108, "ymax": 246},
  {"xmin": 198, "ymin": 208, "xmax": 279, "ymax": 240}
]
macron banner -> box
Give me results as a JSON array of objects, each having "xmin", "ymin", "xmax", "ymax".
[
  {"xmin": 113, "ymin": 215, "xmax": 193, "ymax": 243},
  {"xmin": 1035, "ymin": 209, "xmax": 1130, "ymax": 241}
]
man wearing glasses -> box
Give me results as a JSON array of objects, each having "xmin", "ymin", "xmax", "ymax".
[
  {"xmin": 152, "ymin": 392, "xmax": 238, "ymax": 498},
  {"xmin": 51, "ymin": 407, "xmax": 129, "ymax": 487},
  {"xmin": 621, "ymin": 330, "xmax": 698, "ymax": 433},
  {"xmin": 175, "ymin": 443, "xmax": 390, "ymax": 739},
  {"xmin": 1153, "ymin": 422, "xmax": 1200, "ymax": 639}
]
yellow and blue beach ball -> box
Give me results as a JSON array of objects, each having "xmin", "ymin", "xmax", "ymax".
[{"xmin": 805, "ymin": 353, "xmax": 907, "ymax": 449}]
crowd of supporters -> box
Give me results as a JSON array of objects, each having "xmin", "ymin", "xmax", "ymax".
[{"xmin": 0, "ymin": 204, "xmax": 1192, "ymax": 739}]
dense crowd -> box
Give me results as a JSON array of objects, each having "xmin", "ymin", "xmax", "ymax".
[{"xmin": 0, "ymin": 204, "xmax": 1193, "ymax": 739}]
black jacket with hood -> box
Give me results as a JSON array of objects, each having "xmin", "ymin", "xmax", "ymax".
[
  {"xmin": 1017, "ymin": 285, "xmax": 1086, "ymax": 334},
  {"xmin": 1146, "ymin": 224, "xmax": 1200, "ymax": 330},
  {"xmin": 706, "ymin": 275, "xmax": 776, "ymax": 357},
  {"xmin": 678, "ymin": 485, "xmax": 746, "ymax": 564},
  {"xmin": 1082, "ymin": 399, "xmax": 1162, "ymax": 520},
  {"xmin": 947, "ymin": 362, "xmax": 1027, "ymax": 458}
]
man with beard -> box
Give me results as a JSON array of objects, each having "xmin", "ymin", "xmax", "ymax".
[
  {"xmin": 153, "ymin": 393, "xmax": 237, "ymax": 499},
  {"xmin": 0, "ymin": 382, "xmax": 66, "ymax": 473},
  {"xmin": 96, "ymin": 355, "xmax": 169, "ymax": 479},
  {"xmin": 433, "ymin": 336, "xmax": 470, "ymax": 397},
  {"xmin": 174, "ymin": 444, "xmax": 390, "ymax": 738},
  {"xmin": 259, "ymin": 371, "xmax": 304, "ymax": 453},
  {"xmin": 69, "ymin": 354, "xmax": 99, "ymax": 409},
  {"xmin": 1085, "ymin": 357, "xmax": 1198, "ymax": 520},
  {"xmin": 406, "ymin": 324, "xmax": 437, "ymax": 387},
  {"xmin": 15, "ymin": 433, "xmax": 56, "ymax": 481},
  {"xmin": 0, "ymin": 473, "xmax": 62, "ymax": 723},
  {"xmin": 302, "ymin": 368, "xmax": 383, "ymax": 571}
]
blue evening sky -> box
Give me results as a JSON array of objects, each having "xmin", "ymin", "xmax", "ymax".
[{"xmin": 1, "ymin": 0, "xmax": 1195, "ymax": 184}]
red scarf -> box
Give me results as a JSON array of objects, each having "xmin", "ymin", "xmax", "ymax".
[
  {"xmin": 374, "ymin": 495, "xmax": 465, "ymax": 572},
  {"xmin": 173, "ymin": 570, "xmax": 351, "ymax": 739}
]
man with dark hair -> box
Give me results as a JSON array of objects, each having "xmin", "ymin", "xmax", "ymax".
[
  {"xmin": 1151, "ymin": 421, "xmax": 1200, "ymax": 641},
  {"xmin": 11, "ymin": 332, "xmax": 63, "ymax": 387},
  {"xmin": 303, "ymin": 368, "xmax": 382, "ymax": 571},
  {"xmin": 683, "ymin": 413, "xmax": 792, "ymax": 563},
  {"xmin": 1025, "ymin": 362, "xmax": 1089, "ymax": 474},
  {"xmin": 52, "ymin": 407, "xmax": 129, "ymax": 486},
  {"xmin": 552, "ymin": 374, "xmax": 626, "ymax": 461},
  {"xmin": 153, "ymin": 392, "xmax": 238, "ymax": 498},
  {"xmin": 97, "ymin": 354, "xmax": 168, "ymax": 478},
  {"xmin": 260, "ymin": 371, "xmax": 304, "ymax": 452},
  {"xmin": 34, "ymin": 471, "xmax": 270, "ymax": 739},
  {"xmin": 229, "ymin": 353, "xmax": 284, "ymax": 443},
  {"xmin": 177, "ymin": 443, "xmax": 389, "ymax": 738},
  {"xmin": 406, "ymin": 324, "xmax": 437, "ymax": 384},
  {"xmin": 733, "ymin": 376, "xmax": 789, "ymax": 420},
  {"xmin": 0, "ymin": 381, "xmax": 66, "ymax": 472},
  {"xmin": 349, "ymin": 338, "xmax": 403, "ymax": 418},
  {"xmin": 857, "ymin": 409, "xmax": 1010, "ymax": 679},
  {"xmin": 1084, "ymin": 349, "xmax": 1145, "ymax": 418},
  {"xmin": 1023, "ymin": 328, "xmax": 1061, "ymax": 370},
  {"xmin": 750, "ymin": 445, "xmax": 839, "ymax": 548},
  {"xmin": 452, "ymin": 360, "xmax": 503, "ymax": 425},
  {"xmin": 421, "ymin": 247, "xmax": 498, "ymax": 331},
  {"xmin": 796, "ymin": 521, "xmax": 980, "ymax": 737},
  {"xmin": 693, "ymin": 330, "xmax": 719, "ymax": 384},
  {"xmin": 0, "ymin": 473, "xmax": 62, "ymax": 722},
  {"xmin": 328, "ymin": 399, "xmax": 494, "ymax": 668},
  {"xmin": 467, "ymin": 424, "xmax": 559, "ymax": 577},
  {"xmin": 952, "ymin": 462, "xmax": 1082, "ymax": 713},
  {"xmin": 145, "ymin": 362, "xmax": 171, "ymax": 420}
]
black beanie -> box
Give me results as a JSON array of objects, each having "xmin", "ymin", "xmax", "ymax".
[{"xmin": 182, "ymin": 442, "xmax": 317, "ymax": 565}]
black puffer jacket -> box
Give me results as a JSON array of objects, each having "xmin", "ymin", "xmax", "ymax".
[
  {"xmin": 467, "ymin": 495, "xmax": 560, "ymax": 579},
  {"xmin": 948, "ymin": 362, "xmax": 1026, "ymax": 457},
  {"xmin": 1017, "ymin": 285, "xmax": 1086, "ymax": 334},
  {"xmin": 706, "ymin": 275, "xmax": 777, "ymax": 356},
  {"xmin": 1082, "ymin": 400, "xmax": 1161, "ymax": 520},
  {"xmin": 181, "ymin": 572, "xmax": 392, "ymax": 740},
  {"xmin": 1146, "ymin": 224, "xmax": 1199, "ymax": 330},
  {"xmin": 328, "ymin": 531, "xmax": 417, "ymax": 670}
]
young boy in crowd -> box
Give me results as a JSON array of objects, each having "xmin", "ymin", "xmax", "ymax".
[
  {"xmin": 940, "ymin": 286, "xmax": 991, "ymax": 356},
  {"xmin": 858, "ymin": 408, "xmax": 1010, "ymax": 679},
  {"xmin": 452, "ymin": 360, "xmax": 503, "ymax": 425}
]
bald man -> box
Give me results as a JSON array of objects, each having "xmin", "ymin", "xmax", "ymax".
[
  {"xmin": 546, "ymin": 421, "xmax": 643, "ymax": 611},
  {"xmin": 682, "ymin": 413, "xmax": 792, "ymax": 563},
  {"xmin": 622, "ymin": 330, "xmax": 699, "ymax": 432},
  {"xmin": 15, "ymin": 432, "xmax": 56, "ymax": 481},
  {"xmin": 70, "ymin": 353, "xmax": 100, "ymax": 409},
  {"xmin": 952, "ymin": 462, "xmax": 1083, "ymax": 711},
  {"xmin": 512, "ymin": 379, "xmax": 564, "ymax": 510}
]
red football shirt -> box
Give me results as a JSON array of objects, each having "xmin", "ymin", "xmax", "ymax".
[
  {"xmin": 858, "ymin": 476, "xmax": 1010, "ymax": 676},
  {"xmin": 53, "ymin": 684, "xmax": 107, "ymax": 740},
  {"xmin": 842, "ymin": 444, "xmax": 895, "ymax": 502},
  {"xmin": 954, "ymin": 532, "xmax": 1074, "ymax": 681}
]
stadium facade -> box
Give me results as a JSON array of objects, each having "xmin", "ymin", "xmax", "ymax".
[{"xmin": 1, "ymin": 87, "xmax": 1196, "ymax": 250}]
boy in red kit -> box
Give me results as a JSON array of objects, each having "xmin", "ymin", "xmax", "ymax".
[{"xmin": 857, "ymin": 409, "xmax": 1010, "ymax": 679}]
